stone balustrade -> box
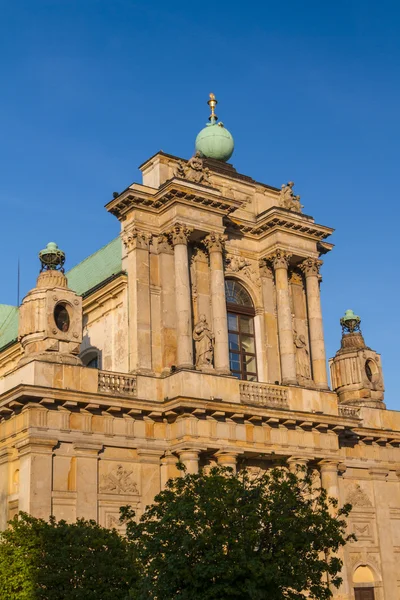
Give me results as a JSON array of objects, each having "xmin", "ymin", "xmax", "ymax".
[
  {"xmin": 239, "ymin": 381, "xmax": 289, "ymax": 409},
  {"xmin": 98, "ymin": 371, "xmax": 137, "ymax": 397}
]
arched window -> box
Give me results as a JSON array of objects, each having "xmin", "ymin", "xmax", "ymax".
[
  {"xmin": 225, "ymin": 280, "xmax": 257, "ymax": 381},
  {"xmin": 81, "ymin": 348, "xmax": 100, "ymax": 369}
]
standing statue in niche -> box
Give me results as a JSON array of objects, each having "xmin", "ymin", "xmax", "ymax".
[
  {"xmin": 193, "ymin": 315, "xmax": 215, "ymax": 369},
  {"xmin": 294, "ymin": 332, "xmax": 311, "ymax": 381}
]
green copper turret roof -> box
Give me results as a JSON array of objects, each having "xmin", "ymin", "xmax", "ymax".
[{"xmin": 0, "ymin": 237, "xmax": 123, "ymax": 352}]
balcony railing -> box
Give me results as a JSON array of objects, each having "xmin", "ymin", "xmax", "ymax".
[
  {"xmin": 338, "ymin": 405, "xmax": 361, "ymax": 419},
  {"xmin": 239, "ymin": 381, "xmax": 289, "ymax": 409},
  {"xmin": 98, "ymin": 371, "xmax": 137, "ymax": 397}
]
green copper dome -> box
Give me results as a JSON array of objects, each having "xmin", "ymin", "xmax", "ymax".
[{"xmin": 195, "ymin": 93, "xmax": 234, "ymax": 162}]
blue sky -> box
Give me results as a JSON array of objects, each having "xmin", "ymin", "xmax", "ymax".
[{"xmin": 0, "ymin": 1, "xmax": 399, "ymax": 407}]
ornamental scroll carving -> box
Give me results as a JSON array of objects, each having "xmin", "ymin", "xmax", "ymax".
[
  {"xmin": 122, "ymin": 228, "xmax": 152, "ymax": 251},
  {"xmin": 99, "ymin": 464, "xmax": 139, "ymax": 495},
  {"xmin": 167, "ymin": 222, "xmax": 193, "ymax": 246},
  {"xmin": 225, "ymin": 254, "xmax": 261, "ymax": 288},
  {"xmin": 346, "ymin": 484, "xmax": 373, "ymax": 508},
  {"xmin": 279, "ymin": 182, "xmax": 303, "ymax": 213},
  {"xmin": 300, "ymin": 257, "xmax": 323, "ymax": 277},
  {"xmin": 175, "ymin": 151, "xmax": 211, "ymax": 185}
]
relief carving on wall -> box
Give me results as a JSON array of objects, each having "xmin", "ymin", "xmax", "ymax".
[
  {"xmin": 175, "ymin": 152, "xmax": 211, "ymax": 185},
  {"xmin": 99, "ymin": 464, "xmax": 139, "ymax": 495},
  {"xmin": 225, "ymin": 255, "xmax": 261, "ymax": 288},
  {"xmin": 346, "ymin": 484, "xmax": 373, "ymax": 508}
]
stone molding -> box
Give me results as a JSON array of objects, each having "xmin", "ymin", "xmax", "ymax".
[
  {"xmin": 266, "ymin": 249, "xmax": 292, "ymax": 270},
  {"xmin": 122, "ymin": 227, "xmax": 152, "ymax": 251},
  {"xmin": 300, "ymin": 257, "xmax": 323, "ymax": 278},
  {"xmin": 167, "ymin": 222, "xmax": 193, "ymax": 246},
  {"xmin": 203, "ymin": 232, "xmax": 227, "ymax": 253}
]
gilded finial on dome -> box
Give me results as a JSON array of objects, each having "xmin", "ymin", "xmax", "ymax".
[{"xmin": 208, "ymin": 93, "xmax": 218, "ymax": 123}]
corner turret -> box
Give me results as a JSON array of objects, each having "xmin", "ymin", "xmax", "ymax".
[
  {"xmin": 329, "ymin": 310, "xmax": 385, "ymax": 409},
  {"xmin": 18, "ymin": 243, "xmax": 83, "ymax": 366}
]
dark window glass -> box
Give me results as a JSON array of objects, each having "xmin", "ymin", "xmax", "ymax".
[
  {"xmin": 54, "ymin": 304, "xmax": 70, "ymax": 332},
  {"xmin": 87, "ymin": 356, "xmax": 99, "ymax": 369},
  {"xmin": 225, "ymin": 280, "xmax": 257, "ymax": 381}
]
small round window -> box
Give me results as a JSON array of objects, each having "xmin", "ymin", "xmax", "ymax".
[{"xmin": 54, "ymin": 303, "xmax": 70, "ymax": 332}]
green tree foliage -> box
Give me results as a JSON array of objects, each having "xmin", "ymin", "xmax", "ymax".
[
  {"xmin": 121, "ymin": 465, "xmax": 353, "ymax": 600},
  {"xmin": 0, "ymin": 512, "xmax": 136, "ymax": 600}
]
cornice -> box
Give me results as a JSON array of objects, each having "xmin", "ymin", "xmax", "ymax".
[
  {"xmin": 225, "ymin": 206, "xmax": 334, "ymax": 243},
  {"xmin": 106, "ymin": 179, "xmax": 244, "ymax": 221}
]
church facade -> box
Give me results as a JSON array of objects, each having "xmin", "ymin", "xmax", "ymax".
[{"xmin": 0, "ymin": 95, "xmax": 399, "ymax": 600}]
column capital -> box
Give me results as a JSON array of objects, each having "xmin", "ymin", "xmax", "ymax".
[
  {"xmin": 157, "ymin": 233, "xmax": 174, "ymax": 254},
  {"xmin": 266, "ymin": 249, "xmax": 292, "ymax": 270},
  {"xmin": 318, "ymin": 459, "xmax": 340, "ymax": 473},
  {"xmin": 203, "ymin": 232, "xmax": 227, "ymax": 253},
  {"xmin": 287, "ymin": 456, "xmax": 309, "ymax": 468},
  {"xmin": 167, "ymin": 222, "xmax": 193, "ymax": 246},
  {"xmin": 122, "ymin": 227, "xmax": 152, "ymax": 251},
  {"xmin": 300, "ymin": 257, "xmax": 323, "ymax": 277}
]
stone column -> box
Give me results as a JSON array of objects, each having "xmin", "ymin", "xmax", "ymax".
[
  {"xmin": 215, "ymin": 451, "xmax": 239, "ymax": 474},
  {"xmin": 168, "ymin": 223, "xmax": 194, "ymax": 369},
  {"xmin": 74, "ymin": 442, "xmax": 102, "ymax": 521},
  {"xmin": 300, "ymin": 258, "xmax": 328, "ymax": 390},
  {"xmin": 16, "ymin": 437, "xmax": 57, "ymax": 519},
  {"xmin": 203, "ymin": 232, "xmax": 230, "ymax": 374},
  {"xmin": 157, "ymin": 234, "xmax": 177, "ymax": 373},
  {"xmin": 287, "ymin": 456, "xmax": 309, "ymax": 480},
  {"xmin": 176, "ymin": 449, "xmax": 201, "ymax": 474},
  {"xmin": 122, "ymin": 227, "xmax": 153, "ymax": 373},
  {"xmin": 267, "ymin": 250, "xmax": 297, "ymax": 385}
]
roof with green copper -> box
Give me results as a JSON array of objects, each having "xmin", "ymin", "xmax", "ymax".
[
  {"xmin": 66, "ymin": 237, "xmax": 122, "ymax": 296},
  {"xmin": 0, "ymin": 237, "xmax": 123, "ymax": 352},
  {"xmin": 0, "ymin": 305, "xmax": 19, "ymax": 350}
]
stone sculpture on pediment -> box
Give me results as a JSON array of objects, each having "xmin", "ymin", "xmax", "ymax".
[
  {"xmin": 175, "ymin": 151, "xmax": 211, "ymax": 185},
  {"xmin": 99, "ymin": 464, "xmax": 139, "ymax": 495},
  {"xmin": 193, "ymin": 314, "xmax": 215, "ymax": 369},
  {"xmin": 346, "ymin": 484, "xmax": 373, "ymax": 508},
  {"xmin": 279, "ymin": 181, "xmax": 303, "ymax": 213}
]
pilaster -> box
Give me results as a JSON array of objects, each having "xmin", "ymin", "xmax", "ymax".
[
  {"xmin": 16, "ymin": 437, "xmax": 57, "ymax": 519},
  {"xmin": 122, "ymin": 227, "xmax": 153, "ymax": 373}
]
